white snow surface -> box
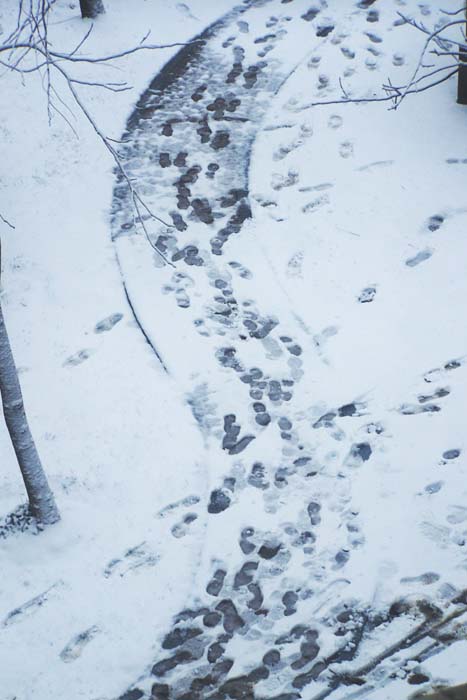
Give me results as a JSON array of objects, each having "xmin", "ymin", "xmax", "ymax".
[
  {"xmin": 1, "ymin": 1, "xmax": 467, "ymax": 699},
  {"xmin": 0, "ymin": 2, "xmax": 233, "ymax": 699}
]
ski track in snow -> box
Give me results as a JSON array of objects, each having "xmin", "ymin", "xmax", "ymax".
[{"xmin": 110, "ymin": 1, "xmax": 467, "ymax": 698}]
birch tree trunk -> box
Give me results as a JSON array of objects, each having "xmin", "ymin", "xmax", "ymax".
[
  {"xmin": 79, "ymin": 0, "xmax": 105, "ymax": 19},
  {"xmin": 0, "ymin": 245, "xmax": 60, "ymax": 525}
]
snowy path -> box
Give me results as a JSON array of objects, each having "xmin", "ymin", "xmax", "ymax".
[{"xmin": 111, "ymin": 1, "xmax": 467, "ymax": 699}]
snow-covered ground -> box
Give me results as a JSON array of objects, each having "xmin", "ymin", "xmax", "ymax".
[
  {"xmin": 0, "ymin": 2, "xmax": 233, "ymax": 699},
  {"xmin": 1, "ymin": 1, "xmax": 467, "ymax": 699}
]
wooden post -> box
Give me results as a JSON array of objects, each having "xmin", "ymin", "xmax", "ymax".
[{"xmin": 457, "ymin": 4, "xmax": 467, "ymax": 104}]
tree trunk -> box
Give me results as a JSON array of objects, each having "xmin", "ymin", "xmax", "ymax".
[
  {"xmin": 457, "ymin": 5, "xmax": 467, "ymax": 105},
  {"xmin": 0, "ymin": 245, "xmax": 60, "ymax": 525},
  {"xmin": 79, "ymin": 0, "xmax": 105, "ymax": 19}
]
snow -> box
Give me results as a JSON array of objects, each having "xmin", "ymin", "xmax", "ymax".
[
  {"xmin": 1, "ymin": 0, "xmax": 467, "ymax": 699},
  {"xmin": 250, "ymin": 2, "xmax": 467, "ymax": 612},
  {"xmin": 0, "ymin": 2, "xmax": 233, "ymax": 699}
]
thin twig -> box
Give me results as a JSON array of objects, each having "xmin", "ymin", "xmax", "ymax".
[
  {"xmin": 440, "ymin": 6, "xmax": 466, "ymax": 16},
  {"xmin": 0, "ymin": 214, "xmax": 15, "ymax": 230},
  {"xmin": 299, "ymin": 69, "xmax": 458, "ymax": 111},
  {"xmin": 0, "ymin": 1, "xmax": 177, "ymax": 267}
]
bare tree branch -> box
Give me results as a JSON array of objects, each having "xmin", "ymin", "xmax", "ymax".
[
  {"xmin": 299, "ymin": 7, "xmax": 465, "ymax": 113},
  {"xmin": 0, "ymin": 0, "xmax": 181, "ymax": 266},
  {"xmin": 0, "ymin": 214, "xmax": 15, "ymax": 230},
  {"xmin": 297, "ymin": 68, "xmax": 458, "ymax": 111},
  {"xmin": 440, "ymin": 7, "xmax": 467, "ymax": 16}
]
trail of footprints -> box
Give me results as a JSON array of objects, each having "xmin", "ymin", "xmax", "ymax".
[{"xmin": 110, "ymin": 1, "xmax": 467, "ymax": 698}]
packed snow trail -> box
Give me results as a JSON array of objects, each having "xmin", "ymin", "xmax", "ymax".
[{"xmin": 111, "ymin": 1, "xmax": 467, "ymax": 698}]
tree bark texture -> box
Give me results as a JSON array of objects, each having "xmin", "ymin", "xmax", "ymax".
[
  {"xmin": 0, "ymin": 247, "xmax": 60, "ymax": 525},
  {"xmin": 457, "ymin": 5, "xmax": 467, "ymax": 105}
]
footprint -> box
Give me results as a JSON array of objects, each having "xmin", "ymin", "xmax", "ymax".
[
  {"xmin": 228, "ymin": 260, "xmax": 253, "ymax": 279},
  {"xmin": 423, "ymin": 481, "xmax": 444, "ymax": 495},
  {"xmin": 419, "ymin": 521, "xmax": 451, "ymax": 549},
  {"xmin": 446, "ymin": 505, "xmax": 467, "ymax": 524},
  {"xmin": 341, "ymin": 47, "xmax": 356, "ymax": 59},
  {"xmin": 301, "ymin": 8, "xmax": 320, "ymax": 22},
  {"xmin": 357, "ymin": 160, "xmax": 393, "ymax": 172},
  {"xmin": 206, "ymin": 568, "xmax": 227, "ymax": 596},
  {"xmin": 94, "ymin": 313, "xmax": 123, "ymax": 333},
  {"xmin": 282, "ymin": 590, "xmax": 298, "ymax": 616},
  {"xmin": 417, "ymin": 387, "xmax": 450, "ymax": 404},
  {"xmin": 426, "ymin": 214, "xmax": 444, "ymax": 233},
  {"xmin": 338, "ymin": 401, "xmax": 367, "ymax": 417},
  {"xmin": 239, "ymin": 527, "xmax": 256, "ymax": 555},
  {"xmin": 405, "ymin": 248, "xmax": 433, "ymax": 267},
  {"xmin": 248, "ymin": 462, "xmax": 270, "ymax": 490},
  {"xmin": 3, "ymin": 583, "xmax": 61, "ymax": 627},
  {"xmin": 307, "ymin": 55, "xmax": 322, "ymax": 69},
  {"xmin": 316, "ymin": 24, "xmax": 335, "ymax": 38},
  {"xmin": 208, "ymin": 489, "xmax": 232, "ymax": 513},
  {"xmin": 339, "ymin": 141, "xmax": 354, "ymax": 159},
  {"xmin": 157, "ymin": 494, "xmax": 200, "ymax": 519},
  {"xmin": 314, "ymin": 325, "xmax": 339, "ymax": 347},
  {"xmin": 364, "ymin": 31, "xmax": 382, "ymax": 43},
  {"xmin": 174, "ymin": 289, "xmax": 189, "ymax": 308},
  {"xmin": 423, "ymin": 359, "xmax": 462, "ymax": 384},
  {"xmin": 302, "ymin": 193, "xmax": 329, "ymax": 214},
  {"xmin": 283, "ymin": 339, "xmax": 302, "ymax": 357},
  {"xmin": 249, "ymin": 315, "xmax": 279, "ymax": 340},
  {"xmin": 254, "ymin": 32, "xmax": 277, "ymax": 45},
  {"xmin": 400, "ymin": 572, "xmax": 440, "ymax": 585},
  {"xmin": 63, "ymin": 349, "xmax": 93, "ymax": 367},
  {"xmin": 271, "ymin": 170, "xmax": 299, "ymax": 190},
  {"xmin": 299, "ymin": 182, "xmax": 334, "ymax": 193},
  {"xmin": 358, "ymin": 286, "xmax": 376, "ymax": 303},
  {"xmin": 346, "ymin": 442, "xmax": 372, "ymax": 466},
  {"xmin": 225, "ymin": 434, "xmax": 256, "ymax": 455},
  {"xmin": 346, "ymin": 515, "xmax": 365, "ymax": 548},
  {"xmin": 313, "ymin": 410, "xmax": 337, "ymax": 429},
  {"xmin": 171, "ymin": 512, "xmax": 198, "ymax": 538},
  {"xmin": 60, "ymin": 626, "xmax": 100, "ymax": 663},
  {"xmin": 273, "ymin": 127, "xmax": 311, "ymax": 161},
  {"xmin": 170, "ymin": 212, "xmax": 188, "ymax": 232},
  {"xmin": 328, "ymin": 114, "xmax": 343, "ymax": 129},
  {"xmin": 398, "ymin": 403, "xmax": 441, "ymax": 415},
  {"xmin": 194, "ymin": 318, "xmax": 210, "ymax": 337},
  {"xmin": 441, "ymin": 448, "xmax": 461, "ymax": 462},
  {"xmin": 211, "ymin": 130, "xmax": 230, "ymax": 150},
  {"xmin": 287, "ymin": 251, "xmax": 304, "ymax": 278},
  {"xmin": 333, "ymin": 548, "xmax": 351, "ymax": 569},
  {"xmin": 317, "ymin": 73, "xmax": 330, "ymax": 89},
  {"xmin": 104, "ymin": 542, "xmax": 159, "ymax": 577},
  {"xmin": 262, "ymin": 335, "xmax": 283, "ymax": 360}
]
